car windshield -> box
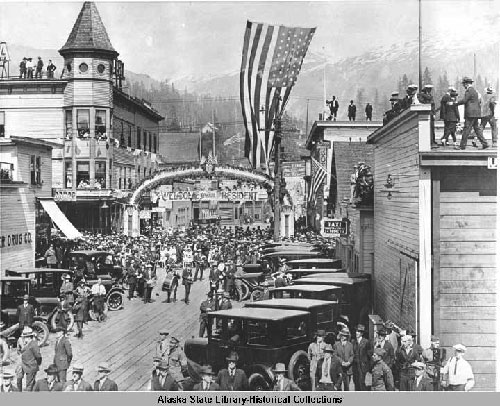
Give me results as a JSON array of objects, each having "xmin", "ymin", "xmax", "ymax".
[
  {"xmin": 1, "ymin": 280, "xmax": 29, "ymax": 296},
  {"xmin": 30, "ymin": 272, "xmax": 61, "ymax": 297}
]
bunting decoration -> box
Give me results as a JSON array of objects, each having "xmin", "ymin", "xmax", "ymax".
[{"xmin": 308, "ymin": 157, "xmax": 327, "ymax": 204}]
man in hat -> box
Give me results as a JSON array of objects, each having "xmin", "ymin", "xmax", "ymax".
[
  {"xmin": 395, "ymin": 334, "xmax": 423, "ymax": 391},
  {"xmin": 90, "ymin": 278, "xmax": 107, "ymax": 322},
  {"xmin": 53, "ymin": 327, "xmax": 73, "ymax": 383},
  {"xmin": 352, "ymin": 324, "xmax": 372, "ymax": 391},
  {"xmin": 64, "ymin": 363, "xmax": 93, "ymax": 391},
  {"xmin": 199, "ymin": 291, "xmax": 215, "ymax": 337},
  {"xmin": 216, "ymin": 351, "xmax": 249, "ymax": 391},
  {"xmin": 308, "ymin": 329, "xmax": 326, "ymax": 391},
  {"xmin": 75, "ymin": 278, "xmax": 90, "ymax": 323},
  {"xmin": 316, "ymin": 344, "xmax": 343, "ymax": 391},
  {"xmin": 193, "ymin": 365, "xmax": 220, "ymax": 391},
  {"xmin": 334, "ymin": 327, "xmax": 354, "ymax": 391},
  {"xmin": 94, "ymin": 362, "xmax": 118, "ymax": 391},
  {"xmin": 422, "ymin": 335, "xmax": 446, "ymax": 390},
  {"xmin": 26, "ymin": 57, "xmax": 34, "ymax": 78},
  {"xmin": 144, "ymin": 263, "xmax": 155, "ymax": 304},
  {"xmin": 440, "ymin": 87, "xmax": 461, "ymax": 147},
  {"xmin": 442, "ymin": 344, "xmax": 474, "ymax": 391},
  {"xmin": 480, "ymin": 86, "xmax": 497, "ymax": 146},
  {"xmin": 182, "ymin": 265, "xmax": 194, "ymax": 304},
  {"xmin": 373, "ymin": 328, "xmax": 394, "ymax": 369},
  {"xmin": 165, "ymin": 336, "xmax": 188, "ymax": 383},
  {"xmin": 156, "ymin": 329, "xmax": 170, "ymax": 360},
  {"xmin": 348, "ymin": 100, "xmax": 357, "ymax": 121},
  {"xmin": 1, "ymin": 370, "xmax": 19, "ymax": 392},
  {"xmin": 16, "ymin": 294, "xmax": 35, "ymax": 331},
  {"xmin": 150, "ymin": 361, "xmax": 178, "ymax": 391},
  {"xmin": 19, "ymin": 57, "xmax": 27, "ymax": 79},
  {"xmin": 326, "ymin": 96, "xmax": 339, "ymax": 121},
  {"xmin": 127, "ymin": 263, "xmax": 138, "ymax": 300},
  {"xmin": 418, "ymin": 84, "xmax": 436, "ymax": 143},
  {"xmin": 35, "ymin": 56, "xmax": 44, "ymax": 79},
  {"xmin": 151, "ymin": 355, "xmax": 162, "ymax": 381},
  {"xmin": 365, "ymin": 103, "xmax": 373, "ymax": 121},
  {"xmin": 272, "ymin": 363, "xmax": 301, "ymax": 391},
  {"xmin": 46, "ymin": 59, "xmax": 56, "ymax": 79},
  {"xmin": 73, "ymin": 296, "xmax": 85, "ymax": 339},
  {"xmin": 219, "ymin": 291, "xmax": 233, "ymax": 311},
  {"xmin": 408, "ymin": 361, "xmax": 433, "ymax": 391},
  {"xmin": 370, "ymin": 348, "xmax": 394, "ymax": 391},
  {"xmin": 17, "ymin": 326, "xmax": 42, "ymax": 391},
  {"xmin": 457, "ymin": 76, "xmax": 489, "ymax": 149},
  {"xmin": 33, "ymin": 364, "xmax": 63, "ymax": 391}
]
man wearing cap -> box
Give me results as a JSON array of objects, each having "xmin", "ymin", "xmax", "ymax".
[
  {"xmin": 144, "ymin": 263, "xmax": 155, "ymax": 304},
  {"xmin": 1, "ymin": 370, "xmax": 19, "ymax": 392},
  {"xmin": 156, "ymin": 330, "xmax": 170, "ymax": 360},
  {"xmin": 17, "ymin": 326, "xmax": 42, "ymax": 391},
  {"xmin": 308, "ymin": 330, "xmax": 326, "ymax": 391},
  {"xmin": 442, "ymin": 344, "xmax": 474, "ymax": 391},
  {"xmin": 370, "ymin": 348, "xmax": 394, "ymax": 391},
  {"xmin": 64, "ymin": 363, "xmax": 93, "ymax": 391},
  {"xmin": 440, "ymin": 87, "xmax": 461, "ymax": 147},
  {"xmin": 60, "ymin": 274, "xmax": 75, "ymax": 305},
  {"xmin": 373, "ymin": 328, "xmax": 394, "ymax": 369},
  {"xmin": 457, "ymin": 76, "xmax": 489, "ymax": 149},
  {"xmin": 199, "ymin": 292, "xmax": 215, "ymax": 338},
  {"xmin": 75, "ymin": 279, "xmax": 90, "ymax": 323},
  {"xmin": 480, "ymin": 86, "xmax": 497, "ymax": 146},
  {"xmin": 408, "ymin": 361, "xmax": 433, "ymax": 391},
  {"xmin": 216, "ymin": 351, "xmax": 249, "ymax": 391},
  {"xmin": 395, "ymin": 334, "xmax": 423, "ymax": 391},
  {"xmin": 73, "ymin": 296, "xmax": 85, "ymax": 339},
  {"xmin": 352, "ymin": 324, "xmax": 372, "ymax": 391},
  {"xmin": 334, "ymin": 328, "xmax": 354, "ymax": 391},
  {"xmin": 418, "ymin": 84, "xmax": 436, "ymax": 144},
  {"xmin": 150, "ymin": 361, "xmax": 178, "ymax": 391},
  {"xmin": 272, "ymin": 363, "xmax": 301, "ymax": 391},
  {"xmin": 422, "ymin": 335, "xmax": 446, "ymax": 390},
  {"xmin": 16, "ymin": 294, "xmax": 35, "ymax": 331},
  {"xmin": 182, "ymin": 265, "xmax": 194, "ymax": 304},
  {"xmin": 316, "ymin": 344, "xmax": 343, "ymax": 391},
  {"xmin": 193, "ymin": 365, "xmax": 220, "ymax": 391},
  {"xmin": 94, "ymin": 362, "xmax": 118, "ymax": 391},
  {"xmin": 53, "ymin": 327, "xmax": 73, "ymax": 383},
  {"xmin": 33, "ymin": 364, "xmax": 63, "ymax": 391},
  {"xmin": 165, "ymin": 336, "xmax": 188, "ymax": 383}
]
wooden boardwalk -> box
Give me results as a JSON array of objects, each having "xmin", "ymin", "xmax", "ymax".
[{"xmin": 11, "ymin": 269, "xmax": 214, "ymax": 391}]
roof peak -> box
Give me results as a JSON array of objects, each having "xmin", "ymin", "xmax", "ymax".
[{"xmin": 59, "ymin": 2, "xmax": 118, "ymax": 56}]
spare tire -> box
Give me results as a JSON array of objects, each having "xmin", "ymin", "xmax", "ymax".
[
  {"xmin": 288, "ymin": 350, "xmax": 310, "ymax": 390},
  {"xmin": 248, "ymin": 372, "xmax": 270, "ymax": 391},
  {"xmin": 32, "ymin": 321, "xmax": 49, "ymax": 347},
  {"xmin": 50, "ymin": 309, "xmax": 75, "ymax": 332}
]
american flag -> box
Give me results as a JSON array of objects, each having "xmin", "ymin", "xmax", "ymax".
[
  {"xmin": 308, "ymin": 157, "xmax": 327, "ymax": 203},
  {"xmin": 240, "ymin": 21, "xmax": 315, "ymax": 169}
]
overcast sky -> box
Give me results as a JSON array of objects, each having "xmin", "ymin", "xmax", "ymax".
[{"xmin": 1, "ymin": 1, "xmax": 499, "ymax": 81}]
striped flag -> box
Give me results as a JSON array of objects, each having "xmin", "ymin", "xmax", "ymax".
[
  {"xmin": 240, "ymin": 21, "xmax": 315, "ymax": 169},
  {"xmin": 308, "ymin": 157, "xmax": 327, "ymax": 203}
]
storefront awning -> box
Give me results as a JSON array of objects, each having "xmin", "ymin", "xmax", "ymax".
[{"xmin": 39, "ymin": 199, "xmax": 82, "ymax": 240}]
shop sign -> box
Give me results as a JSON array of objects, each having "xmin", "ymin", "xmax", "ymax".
[
  {"xmin": 53, "ymin": 189, "xmax": 76, "ymax": 202},
  {"xmin": 321, "ymin": 218, "xmax": 348, "ymax": 238},
  {"xmin": 151, "ymin": 189, "xmax": 259, "ymax": 202},
  {"xmin": 1, "ymin": 232, "xmax": 33, "ymax": 249}
]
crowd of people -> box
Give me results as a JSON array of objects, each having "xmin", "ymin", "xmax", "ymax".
[{"xmin": 18, "ymin": 57, "xmax": 56, "ymax": 79}]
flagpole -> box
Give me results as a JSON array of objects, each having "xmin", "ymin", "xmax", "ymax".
[
  {"xmin": 418, "ymin": 0, "xmax": 422, "ymax": 90},
  {"xmin": 199, "ymin": 128, "xmax": 202, "ymax": 161},
  {"xmin": 212, "ymin": 109, "xmax": 216, "ymax": 157}
]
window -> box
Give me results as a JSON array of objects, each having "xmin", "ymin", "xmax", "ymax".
[
  {"xmin": 77, "ymin": 109, "xmax": 90, "ymax": 138},
  {"xmin": 66, "ymin": 62, "xmax": 72, "ymax": 72},
  {"xmin": 95, "ymin": 162, "xmax": 106, "ymax": 189},
  {"xmin": 0, "ymin": 112, "xmax": 5, "ymax": 137},
  {"xmin": 65, "ymin": 110, "xmax": 73, "ymax": 139},
  {"xmin": 152, "ymin": 134, "xmax": 157, "ymax": 153},
  {"xmin": 143, "ymin": 131, "xmax": 148, "ymax": 151},
  {"xmin": 136, "ymin": 127, "xmax": 141, "ymax": 149},
  {"xmin": 30, "ymin": 155, "xmax": 41, "ymax": 185},
  {"xmin": 76, "ymin": 162, "xmax": 90, "ymax": 188},
  {"xmin": 0, "ymin": 162, "xmax": 14, "ymax": 181},
  {"xmin": 119, "ymin": 121, "xmax": 125, "ymax": 147},
  {"xmin": 148, "ymin": 132, "xmax": 152, "ymax": 152},
  {"xmin": 79, "ymin": 62, "xmax": 88, "ymax": 73},
  {"xmin": 95, "ymin": 110, "xmax": 106, "ymax": 140},
  {"xmin": 65, "ymin": 162, "xmax": 73, "ymax": 188},
  {"xmin": 97, "ymin": 64, "xmax": 105, "ymax": 74},
  {"xmin": 128, "ymin": 125, "xmax": 132, "ymax": 147}
]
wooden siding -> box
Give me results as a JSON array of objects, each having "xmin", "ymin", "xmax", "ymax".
[
  {"xmin": 3, "ymin": 108, "xmax": 64, "ymax": 140},
  {"xmin": 437, "ymin": 167, "xmax": 497, "ymax": 391},
  {"xmin": 16, "ymin": 143, "xmax": 54, "ymax": 197}
]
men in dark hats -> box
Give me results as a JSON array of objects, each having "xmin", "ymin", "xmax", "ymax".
[
  {"xmin": 373, "ymin": 328, "xmax": 394, "ymax": 369},
  {"xmin": 1, "ymin": 370, "xmax": 19, "ymax": 392},
  {"xmin": 480, "ymin": 86, "xmax": 497, "ymax": 146},
  {"xmin": 273, "ymin": 363, "xmax": 301, "ymax": 391},
  {"xmin": 352, "ymin": 324, "xmax": 372, "ymax": 391},
  {"xmin": 440, "ymin": 86, "xmax": 461, "ymax": 147},
  {"xmin": 334, "ymin": 327, "xmax": 354, "ymax": 390},
  {"xmin": 457, "ymin": 76, "xmax": 489, "ymax": 149},
  {"xmin": 308, "ymin": 329, "xmax": 326, "ymax": 391},
  {"xmin": 150, "ymin": 361, "xmax": 178, "ymax": 391},
  {"xmin": 418, "ymin": 84, "xmax": 436, "ymax": 144},
  {"xmin": 16, "ymin": 294, "xmax": 35, "ymax": 331},
  {"xmin": 94, "ymin": 362, "xmax": 118, "ymax": 391},
  {"xmin": 193, "ymin": 365, "xmax": 220, "ymax": 391},
  {"xmin": 64, "ymin": 363, "xmax": 93, "ymax": 391},
  {"xmin": 33, "ymin": 364, "xmax": 63, "ymax": 391},
  {"xmin": 17, "ymin": 326, "xmax": 42, "ymax": 391},
  {"xmin": 53, "ymin": 327, "xmax": 73, "ymax": 383},
  {"xmin": 348, "ymin": 100, "xmax": 357, "ymax": 121},
  {"xmin": 408, "ymin": 361, "xmax": 433, "ymax": 391},
  {"xmin": 216, "ymin": 351, "xmax": 249, "ymax": 391},
  {"xmin": 316, "ymin": 344, "xmax": 343, "ymax": 391},
  {"xmin": 199, "ymin": 291, "xmax": 214, "ymax": 337},
  {"xmin": 370, "ymin": 348, "xmax": 394, "ymax": 391}
]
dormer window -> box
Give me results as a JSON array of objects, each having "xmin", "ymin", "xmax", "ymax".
[
  {"xmin": 79, "ymin": 62, "xmax": 88, "ymax": 73},
  {"xmin": 66, "ymin": 62, "xmax": 72, "ymax": 72},
  {"xmin": 97, "ymin": 64, "xmax": 106, "ymax": 74}
]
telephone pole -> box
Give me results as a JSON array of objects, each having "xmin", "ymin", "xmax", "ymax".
[{"xmin": 273, "ymin": 117, "xmax": 282, "ymax": 242}]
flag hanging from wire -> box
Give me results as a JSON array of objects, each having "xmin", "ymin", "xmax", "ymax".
[
  {"xmin": 308, "ymin": 157, "xmax": 327, "ymax": 203},
  {"xmin": 240, "ymin": 21, "xmax": 316, "ymax": 169}
]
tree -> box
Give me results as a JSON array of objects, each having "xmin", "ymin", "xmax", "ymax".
[
  {"xmin": 423, "ymin": 67, "xmax": 433, "ymax": 86},
  {"xmin": 356, "ymin": 88, "xmax": 365, "ymax": 110}
]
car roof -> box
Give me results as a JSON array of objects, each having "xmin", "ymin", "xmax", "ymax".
[
  {"xmin": 209, "ymin": 307, "xmax": 309, "ymax": 321},
  {"xmin": 295, "ymin": 276, "xmax": 369, "ymax": 286},
  {"xmin": 7, "ymin": 268, "xmax": 73, "ymax": 275},
  {"xmin": 69, "ymin": 251, "xmax": 111, "ymax": 256},
  {"xmin": 287, "ymin": 259, "xmax": 338, "ymax": 264},
  {"xmin": 245, "ymin": 298, "xmax": 333, "ymax": 310},
  {"xmin": 287, "ymin": 268, "xmax": 344, "ymax": 273},
  {"xmin": 272, "ymin": 284, "xmax": 341, "ymax": 292},
  {"xmin": 306, "ymin": 272, "xmax": 370, "ymax": 279},
  {"xmin": 261, "ymin": 251, "xmax": 325, "ymax": 258},
  {"xmin": 0, "ymin": 275, "xmax": 34, "ymax": 281}
]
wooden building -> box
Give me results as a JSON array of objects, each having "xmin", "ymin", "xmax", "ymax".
[{"xmin": 367, "ymin": 104, "xmax": 497, "ymax": 390}]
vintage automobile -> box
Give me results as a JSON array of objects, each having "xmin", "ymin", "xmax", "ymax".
[
  {"xmin": 184, "ymin": 307, "xmax": 313, "ymax": 390},
  {"xmin": 286, "ymin": 268, "xmax": 345, "ymax": 280},
  {"xmin": 260, "ymin": 245, "xmax": 322, "ymax": 255},
  {"xmin": 286, "ymin": 258, "xmax": 342, "ymax": 269},
  {"xmin": 261, "ymin": 250, "xmax": 327, "ymax": 262},
  {"xmin": 268, "ymin": 284, "xmax": 342, "ymax": 302},
  {"xmin": 67, "ymin": 250, "xmax": 124, "ymax": 283},
  {"xmin": 0, "ymin": 275, "xmax": 51, "ymax": 346}
]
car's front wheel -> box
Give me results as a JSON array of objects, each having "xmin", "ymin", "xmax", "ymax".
[
  {"xmin": 50, "ymin": 309, "xmax": 75, "ymax": 332},
  {"xmin": 248, "ymin": 372, "xmax": 270, "ymax": 391},
  {"xmin": 32, "ymin": 321, "xmax": 49, "ymax": 347},
  {"xmin": 288, "ymin": 350, "xmax": 310, "ymax": 390},
  {"xmin": 107, "ymin": 291, "xmax": 123, "ymax": 311}
]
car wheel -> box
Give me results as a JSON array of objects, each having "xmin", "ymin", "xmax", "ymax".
[
  {"xmin": 240, "ymin": 283, "xmax": 250, "ymax": 301},
  {"xmin": 88, "ymin": 302, "xmax": 109, "ymax": 321},
  {"xmin": 250, "ymin": 289, "xmax": 265, "ymax": 302},
  {"xmin": 248, "ymin": 372, "xmax": 270, "ymax": 391},
  {"xmin": 107, "ymin": 292, "xmax": 123, "ymax": 311},
  {"xmin": 50, "ymin": 310, "xmax": 75, "ymax": 332},
  {"xmin": 288, "ymin": 350, "xmax": 310, "ymax": 390},
  {"xmin": 32, "ymin": 321, "xmax": 49, "ymax": 347}
]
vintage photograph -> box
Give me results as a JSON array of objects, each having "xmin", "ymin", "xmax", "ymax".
[{"xmin": 0, "ymin": 0, "xmax": 497, "ymax": 393}]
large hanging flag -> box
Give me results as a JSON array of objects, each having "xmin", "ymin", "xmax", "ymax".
[
  {"xmin": 308, "ymin": 157, "xmax": 327, "ymax": 204},
  {"xmin": 240, "ymin": 21, "xmax": 316, "ymax": 169}
]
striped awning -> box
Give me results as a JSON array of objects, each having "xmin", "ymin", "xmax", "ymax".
[{"xmin": 39, "ymin": 199, "xmax": 82, "ymax": 240}]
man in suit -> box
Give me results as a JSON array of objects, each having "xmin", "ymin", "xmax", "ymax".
[
  {"xmin": 1, "ymin": 370, "xmax": 19, "ymax": 392},
  {"xmin": 193, "ymin": 365, "xmax": 220, "ymax": 391},
  {"xmin": 352, "ymin": 324, "xmax": 372, "ymax": 391},
  {"xmin": 396, "ymin": 334, "xmax": 423, "ymax": 391},
  {"xmin": 480, "ymin": 86, "xmax": 497, "ymax": 146},
  {"xmin": 418, "ymin": 84, "xmax": 436, "ymax": 143},
  {"xmin": 457, "ymin": 76, "xmax": 489, "ymax": 149},
  {"xmin": 127, "ymin": 263, "xmax": 137, "ymax": 300},
  {"xmin": 182, "ymin": 266, "xmax": 194, "ymax": 304},
  {"xmin": 308, "ymin": 329, "xmax": 326, "ymax": 391},
  {"xmin": 60, "ymin": 274, "xmax": 75, "ymax": 305},
  {"xmin": 150, "ymin": 361, "xmax": 178, "ymax": 391},
  {"xmin": 365, "ymin": 103, "xmax": 373, "ymax": 121},
  {"xmin": 17, "ymin": 326, "xmax": 42, "ymax": 391},
  {"xmin": 216, "ymin": 351, "xmax": 249, "ymax": 391},
  {"xmin": 199, "ymin": 292, "xmax": 214, "ymax": 337},
  {"xmin": 334, "ymin": 328, "xmax": 354, "ymax": 390},
  {"xmin": 408, "ymin": 361, "xmax": 433, "ymax": 391},
  {"xmin": 33, "ymin": 364, "xmax": 63, "ymax": 392},
  {"xmin": 273, "ymin": 363, "xmax": 301, "ymax": 391},
  {"xmin": 64, "ymin": 363, "xmax": 93, "ymax": 391},
  {"xmin": 143, "ymin": 263, "xmax": 155, "ymax": 304},
  {"xmin": 73, "ymin": 296, "xmax": 85, "ymax": 339},
  {"xmin": 440, "ymin": 87, "xmax": 461, "ymax": 146},
  {"xmin": 53, "ymin": 327, "xmax": 73, "ymax": 383},
  {"xmin": 94, "ymin": 362, "xmax": 118, "ymax": 391},
  {"xmin": 17, "ymin": 294, "xmax": 35, "ymax": 330},
  {"xmin": 348, "ymin": 100, "xmax": 357, "ymax": 121},
  {"xmin": 373, "ymin": 328, "xmax": 395, "ymax": 369},
  {"xmin": 155, "ymin": 330, "xmax": 170, "ymax": 360},
  {"xmin": 316, "ymin": 344, "xmax": 343, "ymax": 391},
  {"xmin": 166, "ymin": 336, "xmax": 188, "ymax": 384},
  {"xmin": 46, "ymin": 60, "xmax": 56, "ymax": 78}
]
